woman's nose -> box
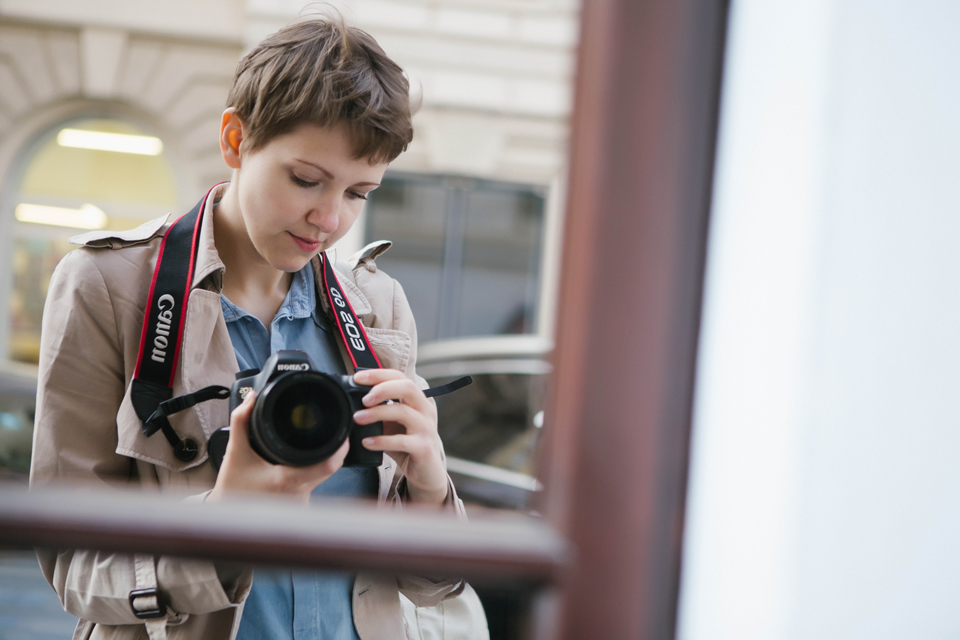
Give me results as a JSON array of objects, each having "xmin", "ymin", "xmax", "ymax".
[{"xmin": 307, "ymin": 194, "xmax": 340, "ymax": 233}]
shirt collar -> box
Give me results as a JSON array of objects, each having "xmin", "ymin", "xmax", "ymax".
[
  {"xmin": 276, "ymin": 265, "xmax": 315, "ymax": 321},
  {"xmin": 221, "ymin": 264, "xmax": 316, "ymax": 324}
]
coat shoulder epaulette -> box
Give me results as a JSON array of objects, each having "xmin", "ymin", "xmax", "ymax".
[
  {"xmin": 69, "ymin": 214, "xmax": 170, "ymax": 249},
  {"xmin": 348, "ymin": 239, "xmax": 392, "ymax": 272}
]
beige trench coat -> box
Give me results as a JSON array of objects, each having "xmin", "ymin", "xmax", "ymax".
[{"xmin": 29, "ymin": 183, "xmax": 465, "ymax": 640}]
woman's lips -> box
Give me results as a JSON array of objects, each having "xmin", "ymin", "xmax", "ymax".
[{"xmin": 289, "ymin": 232, "xmax": 321, "ymax": 252}]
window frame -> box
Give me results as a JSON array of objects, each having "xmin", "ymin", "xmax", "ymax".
[
  {"xmin": 364, "ymin": 170, "xmax": 550, "ymax": 343},
  {"xmin": 0, "ymin": 0, "xmax": 729, "ymax": 636}
]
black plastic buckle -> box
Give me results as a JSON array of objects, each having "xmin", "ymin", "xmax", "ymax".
[{"xmin": 129, "ymin": 587, "xmax": 167, "ymax": 619}]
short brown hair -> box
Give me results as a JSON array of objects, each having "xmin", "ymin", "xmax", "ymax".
[{"xmin": 226, "ymin": 18, "xmax": 412, "ymax": 163}]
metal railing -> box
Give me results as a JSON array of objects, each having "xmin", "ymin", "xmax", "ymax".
[{"xmin": 0, "ymin": 487, "xmax": 567, "ymax": 585}]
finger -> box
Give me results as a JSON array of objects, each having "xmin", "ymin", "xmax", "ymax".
[
  {"xmin": 361, "ymin": 379, "xmax": 430, "ymax": 412},
  {"xmin": 353, "ymin": 368, "xmax": 406, "ymax": 387},
  {"xmin": 353, "ymin": 403, "xmax": 430, "ymax": 431},
  {"xmin": 360, "ymin": 433, "xmax": 421, "ymax": 454},
  {"xmin": 229, "ymin": 391, "xmax": 256, "ymax": 437},
  {"xmin": 226, "ymin": 392, "xmax": 257, "ymax": 460}
]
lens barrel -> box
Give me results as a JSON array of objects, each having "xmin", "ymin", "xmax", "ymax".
[{"xmin": 248, "ymin": 371, "xmax": 352, "ymax": 466}]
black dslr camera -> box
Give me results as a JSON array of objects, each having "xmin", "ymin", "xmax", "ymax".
[{"xmin": 208, "ymin": 350, "xmax": 382, "ymax": 470}]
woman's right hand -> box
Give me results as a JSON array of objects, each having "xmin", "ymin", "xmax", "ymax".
[{"xmin": 208, "ymin": 391, "xmax": 349, "ymax": 503}]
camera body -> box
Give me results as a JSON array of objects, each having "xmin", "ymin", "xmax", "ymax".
[{"xmin": 209, "ymin": 350, "xmax": 382, "ymax": 470}]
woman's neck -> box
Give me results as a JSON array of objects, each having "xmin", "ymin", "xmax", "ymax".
[{"xmin": 213, "ymin": 182, "xmax": 294, "ymax": 329}]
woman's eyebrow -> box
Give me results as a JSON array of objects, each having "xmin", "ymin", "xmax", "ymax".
[
  {"xmin": 293, "ymin": 158, "xmax": 380, "ymax": 187},
  {"xmin": 294, "ymin": 158, "xmax": 334, "ymax": 179}
]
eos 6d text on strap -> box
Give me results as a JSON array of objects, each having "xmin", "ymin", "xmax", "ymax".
[
  {"xmin": 321, "ymin": 252, "xmax": 382, "ymax": 371},
  {"xmin": 319, "ymin": 251, "xmax": 473, "ymax": 397},
  {"xmin": 131, "ymin": 184, "xmax": 228, "ymax": 462}
]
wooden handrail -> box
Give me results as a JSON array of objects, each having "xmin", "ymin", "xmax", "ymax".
[{"xmin": 0, "ymin": 486, "xmax": 569, "ymax": 585}]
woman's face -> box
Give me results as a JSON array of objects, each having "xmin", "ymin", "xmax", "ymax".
[{"xmin": 233, "ymin": 123, "xmax": 388, "ymax": 273}]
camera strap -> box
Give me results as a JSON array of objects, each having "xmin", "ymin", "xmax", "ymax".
[
  {"xmin": 320, "ymin": 252, "xmax": 472, "ymax": 397},
  {"xmin": 132, "ymin": 187, "xmax": 471, "ymax": 463},
  {"xmin": 131, "ymin": 184, "xmax": 228, "ymax": 462},
  {"xmin": 320, "ymin": 252, "xmax": 383, "ymax": 371}
]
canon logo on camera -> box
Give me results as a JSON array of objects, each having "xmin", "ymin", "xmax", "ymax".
[{"xmin": 277, "ymin": 363, "xmax": 311, "ymax": 372}]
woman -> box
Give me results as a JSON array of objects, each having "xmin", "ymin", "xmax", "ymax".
[{"xmin": 31, "ymin": 18, "xmax": 466, "ymax": 640}]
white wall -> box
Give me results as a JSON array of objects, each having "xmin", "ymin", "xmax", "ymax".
[{"xmin": 679, "ymin": 1, "xmax": 960, "ymax": 639}]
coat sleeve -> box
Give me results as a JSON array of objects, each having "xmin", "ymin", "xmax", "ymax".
[{"xmin": 30, "ymin": 249, "xmax": 250, "ymax": 624}]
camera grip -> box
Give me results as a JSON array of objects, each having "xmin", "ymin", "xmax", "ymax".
[
  {"xmin": 344, "ymin": 420, "xmax": 383, "ymax": 467},
  {"xmin": 207, "ymin": 427, "xmax": 230, "ymax": 472}
]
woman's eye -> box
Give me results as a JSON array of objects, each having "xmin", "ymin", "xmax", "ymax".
[
  {"xmin": 291, "ymin": 175, "xmax": 318, "ymax": 188},
  {"xmin": 348, "ymin": 190, "xmax": 368, "ymax": 201}
]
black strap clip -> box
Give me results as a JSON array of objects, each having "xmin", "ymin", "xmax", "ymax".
[
  {"xmin": 129, "ymin": 587, "xmax": 167, "ymax": 619},
  {"xmin": 145, "ymin": 385, "xmax": 230, "ymax": 425},
  {"xmin": 423, "ymin": 376, "xmax": 474, "ymax": 398},
  {"xmin": 139, "ymin": 385, "xmax": 229, "ymax": 463}
]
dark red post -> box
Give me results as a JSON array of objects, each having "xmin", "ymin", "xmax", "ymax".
[{"xmin": 538, "ymin": 0, "xmax": 729, "ymax": 638}]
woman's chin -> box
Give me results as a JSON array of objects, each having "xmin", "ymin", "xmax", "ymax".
[{"xmin": 267, "ymin": 254, "xmax": 314, "ymax": 274}]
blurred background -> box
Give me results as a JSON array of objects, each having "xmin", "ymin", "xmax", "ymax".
[
  {"xmin": 0, "ymin": 0, "xmax": 573, "ymax": 637},
  {"xmin": 0, "ymin": 0, "xmax": 573, "ymax": 491},
  {"xmin": 5, "ymin": 0, "xmax": 960, "ymax": 639}
]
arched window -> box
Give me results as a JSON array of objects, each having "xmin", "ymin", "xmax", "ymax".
[{"xmin": 4, "ymin": 117, "xmax": 179, "ymax": 364}]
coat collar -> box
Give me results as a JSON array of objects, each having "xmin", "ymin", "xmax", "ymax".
[{"xmin": 190, "ymin": 182, "xmax": 228, "ymax": 290}]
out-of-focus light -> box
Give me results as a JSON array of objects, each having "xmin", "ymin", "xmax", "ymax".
[
  {"xmin": 57, "ymin": 128, "xmax": 163, "ymax": 156},
  {"xmin": 533, "ymin": 410, "xmax": 544, "ymax": 428},
  {"xmin": 0, "ymin": 412, "xmax": 22, "ymax": 431},
  {"xmin": 15, "ymin": 203, "xmax": 108, "ymax": 229}
]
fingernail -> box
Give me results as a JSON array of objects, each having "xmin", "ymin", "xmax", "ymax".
[
  {"xmin": 362, "ymin": 438, "xmax": 374, "ymax": 446},
  {"xmin": 354, "ymin": 410, "xmax": 369, "ymax": 422},
  {"xmin": 354, "ymin": 370, "xmax": 370, "ymax": 383},
  {"xmin": 362, "ymin": 393, "xmax": 374, "ymax": 406}
]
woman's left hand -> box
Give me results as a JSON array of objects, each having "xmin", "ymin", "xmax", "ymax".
[{"xmin": 352, "ymin": 368, "xmax": 449, "ymax": 505}]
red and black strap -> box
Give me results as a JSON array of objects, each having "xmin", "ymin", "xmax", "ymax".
[
  {"xmin": 320, "ymin": 252, "xmax": 472, "ymax": 394},
  {"xmin": 320, "ymin": 252, "xmax": 383, "ymax": 371},
  {"xmin": 131, "ymin": 187, "xmax": 470, "ymax": 463},
  {"xmin": 131, "ymin": 184, "xmax": 224, "ymax": 462}
]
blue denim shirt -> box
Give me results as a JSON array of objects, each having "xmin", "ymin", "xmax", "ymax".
[{"xmin": 222, "ymin": 264, "xmax": 377, "ymax": 640}]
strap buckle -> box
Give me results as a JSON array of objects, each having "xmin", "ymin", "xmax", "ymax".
[{"xmin": 129, "ymin": 587, "xmax": 167, "ymax": 619}]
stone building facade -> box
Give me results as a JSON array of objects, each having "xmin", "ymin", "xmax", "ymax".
[{"xmin": 0, "ymin": 0, "xmax": 577, "ymax": 362}]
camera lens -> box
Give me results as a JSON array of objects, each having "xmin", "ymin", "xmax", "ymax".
[
  {"xmin": 251, "ymin": 371, "xmax": 352, "ymax": 466},
  {"xmin": 274, "ymin": 382, "xmax": 336, "ymax": 447},
  {"xmin": 289, "ymin": 403, "xmax": 319, "ymax": 431}
]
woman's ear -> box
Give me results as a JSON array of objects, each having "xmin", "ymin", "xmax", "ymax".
[{"xmin": 220, "ymin": 108, "xmax": 245, "ymax": 169}]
